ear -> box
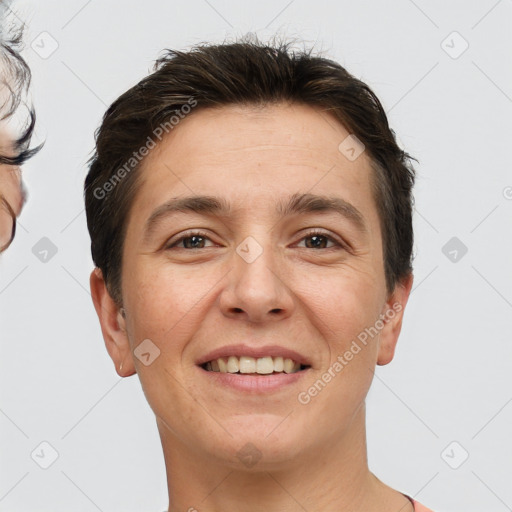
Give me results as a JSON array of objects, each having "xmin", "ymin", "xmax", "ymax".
[
  {"xmin": 89, "ymin": 267, "xmax": 136, "ymax": 377},
  {"xmin": 376, "ymin": 272, "xmax": 414, "ymax": 366}
]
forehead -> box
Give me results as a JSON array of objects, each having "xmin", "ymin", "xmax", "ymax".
[
  {"xmin": 140, "ymin": 102, "xmax": 372, "ymax": 187},
  {"xmin": 127, "ymin": 102, "xmax": 379, "ymax": 231},
  {"xmin": 153, "ymin": 103, "xmax": 352, "ymax": 160}
]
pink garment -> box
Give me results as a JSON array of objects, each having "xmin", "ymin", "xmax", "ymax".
[
  {"xmin": 412, "ymin": 500, "xmax": 435, "ymax": 512},
  {"xmin": 402, "ymin": 493, "xmax": 435, "ymax": 512}
]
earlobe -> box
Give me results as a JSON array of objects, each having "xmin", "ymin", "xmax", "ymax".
[
  {"xmin": 89, "ymin": 268, "xmax": 136, "ymax": 377},
  {"xmin": 376, "ymin": 273, "xmax": 414, "ymax": 366}
]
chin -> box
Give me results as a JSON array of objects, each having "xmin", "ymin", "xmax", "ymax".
[{"xmin": 209, "ymin": 418, "xmax": 306, "ymax": 468}]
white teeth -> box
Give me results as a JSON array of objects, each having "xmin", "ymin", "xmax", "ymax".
[
  {"xmin": 273, "ymin": 356, "xmax": 284, "ymax": 372},
  {"xmin": 239, "ymin": 356, "xmax": 256, "ymax": 374},
  {"xmin": 227, "ymin": 356, "xmax": 239, "ymax": 373},
  {"xmin": 217, "ymin": 357, "xmax": 228, "ymax": 373},
  {"xmin": 256, "ymin": 356, "xmax": 274, "ymax": 374},
  {"xmin": 205, "ymin": 355, "xmax": 305, "ymax": 374},
  {"xmin": 283, "ymin": 358, "xmax": 295, "ymax": 373}
]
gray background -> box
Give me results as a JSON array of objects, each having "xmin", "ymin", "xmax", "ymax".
[{"xmin": 1, "ymin": 1, "xmax": 511, "ymax": 511}]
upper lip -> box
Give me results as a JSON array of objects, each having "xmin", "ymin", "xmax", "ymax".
[{"xmin": 196, "ymin": 344, "xmax": 312, "ymax": 367}]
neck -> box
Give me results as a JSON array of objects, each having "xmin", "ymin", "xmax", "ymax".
[{"xmin": 158, "ymin": 403, "xmax": 411, "ymax": 512}]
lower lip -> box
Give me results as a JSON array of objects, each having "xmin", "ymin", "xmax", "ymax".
[{"xmin": 197, "ymin": 365, "xmax": 310, "ymax": 393}]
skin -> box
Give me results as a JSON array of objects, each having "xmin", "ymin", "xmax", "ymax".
[
  {"xmin": 0, "ymin": 128, "xmax": 25, "ymax": 250},
  {"xmin": 91, "ymin": 102, "xmax": 414, "ymax": 512}
]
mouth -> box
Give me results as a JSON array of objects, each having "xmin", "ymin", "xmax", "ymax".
[{"xmin": 200, "ymin": 356, "xmax": 311, "ymax": 375}]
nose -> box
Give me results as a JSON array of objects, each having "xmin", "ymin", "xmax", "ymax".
[{"xmin": 219, "ymin": 236, "xmax": 294, "ymax": 323}]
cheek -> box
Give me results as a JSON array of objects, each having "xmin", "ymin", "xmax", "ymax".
[
  {"xmin": 124, "ymin": 259, "xmax": 221, "ymax": 346},
  {"xmin": 303, "ymin": 265, "xmax": 383, "ymax": 340},
  {"xmin": 0, "ymin": 176, "xmax": 23, "ymax": 216},
  {"xmin": 300, "ymin": 279, "xmax": 380, "ymax": 429},
  {"xmin": 307, "ymin": 273, "xmax": 383, "ymax": 403}
]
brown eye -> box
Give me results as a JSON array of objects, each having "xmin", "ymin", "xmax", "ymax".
[
  {"xmin": 165, "ymin": 231, "xmax": 214, "ymax": 250},
  {"xmin": 297, "ymin": 230, "xmax": 342, "ymax": 250}
]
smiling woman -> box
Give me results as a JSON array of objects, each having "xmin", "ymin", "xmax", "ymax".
[{"xmin": 84, "ymin": 34, "xmax": 434, "ymax": 512}]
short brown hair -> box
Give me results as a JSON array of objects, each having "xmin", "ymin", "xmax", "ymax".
[{"xmin": 85, "ymin": 35, "xmax": 416, "ymax": 307}]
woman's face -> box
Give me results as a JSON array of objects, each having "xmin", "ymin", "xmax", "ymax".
[{"xmin": 93, "ymin": 102, "xmax": 412, "ymax": 468}]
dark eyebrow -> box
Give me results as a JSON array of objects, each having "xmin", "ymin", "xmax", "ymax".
[
  {"xmin": 143, "ymin": 192, "xmax": 367, "ymax": 242},
  {"xmin": 144, "ymin": 196, "xmax": 232, "ymax": 242},
  {"xmin": 276, "ymin": 192, "xmax": 367, "ymax": 232}
]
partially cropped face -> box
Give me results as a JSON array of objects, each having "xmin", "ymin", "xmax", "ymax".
[
  {"xmin": 0, "ymin": 129, "xmax": 25, "ymax": 251},
  {"xmin": 96, "ymin": 102, "xmax": 412, "ymax": 468}
]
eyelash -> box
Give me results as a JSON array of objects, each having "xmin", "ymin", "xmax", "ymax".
[{"xmin": 165, "ymin": 229, "xmax": 345, "ymax": 251}]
